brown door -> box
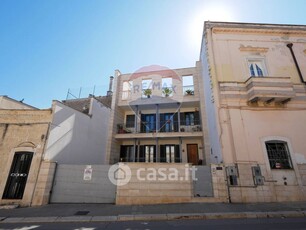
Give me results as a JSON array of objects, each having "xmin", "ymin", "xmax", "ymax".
[{"xmin": 187, "ymin": 144, "xmax": 199, "ymax": 165}]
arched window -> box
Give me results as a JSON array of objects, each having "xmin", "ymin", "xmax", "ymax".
[{"xmin": 265, "ymin": 140, "xmax": 293, "ymax": 169}]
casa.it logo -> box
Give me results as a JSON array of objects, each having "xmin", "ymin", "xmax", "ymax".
[
  {"xmin": 108, "ymin": 163, "xmax": 132, "ymax": 186},
  {"xmin": 126, "ymin": 65, "xmax": 183, "ymax": 132}
]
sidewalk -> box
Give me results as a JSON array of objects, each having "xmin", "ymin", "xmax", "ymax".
[{"xmin": 0, "ymin": 202, "xmax": 306, "ymax": 223}]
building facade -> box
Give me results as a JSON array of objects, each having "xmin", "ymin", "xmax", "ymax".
[
  {"xmin": 201, "ymin": 22, "xmax": 306, "ymax": 202},
  {"xmin": 106, "ymin": 64, "xmax": 210, "ymax": 166},
  {"xmin": 44, "ymin": 96, "xmax": 111, "ymax": 165},
  {"xmin": 0, "ymin": 95, "xmax": 112, "ymax": 206},
  {"xmin": 0, "ymin": 96, "xmax": 52, "ymax": 206}
]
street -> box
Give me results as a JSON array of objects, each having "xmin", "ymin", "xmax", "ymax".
[{"xmin": 1, "ymin": 217, "xmax": 306, "ymax": 230}]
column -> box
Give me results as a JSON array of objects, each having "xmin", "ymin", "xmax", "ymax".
[
  {"xmin": 179, "ymin": 137, "xmax": 182, "ymax": 163},
  {"xmin": 135, "ymin": 105, "xmax": 138, "ymax": 133},
  {"xmin": 156, "ymin": 104, "xmax": 159, "ymax": 133},
  {"xmin": 156, "ymin": 138, "xmax": 159, "ymax": 162},
  {"xmin": 177, "ymin": 102, "xmax": 181, "ymax": 132},
  {"xmin": 133, "ymin": 138, "xmax": 137, "ymax": 162}
]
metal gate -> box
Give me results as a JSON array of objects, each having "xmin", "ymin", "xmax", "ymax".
[
  {"xmin": 2, "ymin": 152, "xmax": 33, "ymax": 199},
  {"xmin": 50, "ymin": 164, "xmax": 116, "ymax": 203},
  {"xmin": 193, "ymin": 166, "xmax": 213, "ymax": 197}
]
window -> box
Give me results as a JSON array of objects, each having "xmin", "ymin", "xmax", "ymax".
[
  {"xmin": 248, "ymin": 59, "xmax": 266, "ymax": 77},
  {"xmin": 125, "ymin": 114, "xmax": 135, "ymax": 128},
  {"xmin": 159, "ymin": 113, "xmax": 178, "ymax": 132},
  {"xmin": 142, "ymin": 79, "xmax": 152, "ymax": 98},
  {"xmin": 137, "ymin": 145, "xmax": 156, "ymax": 162},
  {"xmin": 162, "ymin": 78, "xmax": 173, "ymax": 97},
  {"xmin": 180, "ymin": 112, "xmax": 200, "ymax": 126},
  {"xmin": 265, "ymin": 141, "xmax": 293, "ymax": 169},
  {"xmin": 160, "ymin": 145, "xmax": 180, "ymax": 163},
  {"xmin": 122, "ymin": 81, "xmax": 133, "ymax": 100},
  {"xmin": 141, "ymin": 114, "xmax": 156, "ymax": 133},
  {"xmin": 182, "ymin": 75, "xmax": 194, "ymax": 95},
  {"xmin": 120, "ymin": 145, "xmax": 134, "ymax": 162}
]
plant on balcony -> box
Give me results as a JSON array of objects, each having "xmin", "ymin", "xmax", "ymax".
[
  {"xmin": 162, "ymin": 87, "xmax": 172, "ymax": 97},
  {"xmin": 117, "ymin": 124, "xmax": 124, "ymax": 134},
  {"xmin": 143, "ymin": 88, "xmax": 152, "ymax": 98},
  {"xmin": 185, "ymin": 89, "xmax": 194, "ymax": 95}
]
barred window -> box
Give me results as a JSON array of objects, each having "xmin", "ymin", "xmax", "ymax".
[{"xmin": 265, "ymin": 141, "xmax": 293, "ymax": 169}]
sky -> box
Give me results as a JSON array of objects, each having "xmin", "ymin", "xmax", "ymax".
[{"xmin": 1, "ymin": 0, "xmax": 306, "ymax": 109}]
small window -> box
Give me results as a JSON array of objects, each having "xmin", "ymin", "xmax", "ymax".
[
  {"xmin": 265, "ymin": 141, "xmax": 293, "ymax": 169},
  {"xmin": 125, "ymin": 115, "xmax": 135, "ymax": 128},
  {"xmin": 248, "ymin": 59, "xmax": 266, "ymax": 77},
  {"xmin": 162, "ymin": 78, "xmax": 173, "ymax": 97},
  {"xmin": 142, "ymin": 79, "xmax": 152, "ymax": 98},
  {"xmin": 122, "ymin": 81, "xmax": 133, "ymax": 100},
  {"xmin": 182, "ymin": 75, "xmax": 194, "ymax": 95}
]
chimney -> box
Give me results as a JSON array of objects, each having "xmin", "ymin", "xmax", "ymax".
[{"xmin": 107, "ymin": 76, "xmax": 114, "ymax": 96}]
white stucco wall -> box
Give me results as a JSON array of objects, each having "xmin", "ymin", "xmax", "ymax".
[
  {"xmin": 44, "ymin": 98, "xmax": 110, "ymax": 164},
  {"xmin": 200, "ymin": 32, "xmax": 223, "ymax": 164}
]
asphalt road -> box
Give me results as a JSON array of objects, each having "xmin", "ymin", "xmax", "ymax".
[{"xmin": 1, "ymin": 217, "xmax": 306, "ymax": 230}]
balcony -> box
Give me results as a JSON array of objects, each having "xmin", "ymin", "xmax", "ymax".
[
  {"xmin": 246, "ymin": 76, "xmax": 295, "ymax": 103},
  {"xmin": 116, "ymin": 120, "xmax": 202, "ymax": 139}
]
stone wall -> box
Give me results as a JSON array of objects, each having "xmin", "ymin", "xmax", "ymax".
[
  {"xmin": 0, "ymin": 109, "xmax": 52, "ymax": 206},
  {"xmin": 31, "ymin": 161, "xmax": 56, "ymax": 206},
  {"xmin": 116, "ymin": 163, "xmax": 193, "ymax": 205},
  {"xmin": 116, "ymin": 163, "xmax": 228, "ymax": 205},
  {"xmin": 228, "ymin": 163, "xmax": 306, "ymax": 203}
]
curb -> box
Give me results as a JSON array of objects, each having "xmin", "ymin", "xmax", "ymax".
[{"xmin": 1, "ymin": 211, "xmax": 305, "ymax": 223}]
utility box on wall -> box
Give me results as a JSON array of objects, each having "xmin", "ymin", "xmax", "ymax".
[
  {"xmin": 226, "ymin": 166, "xmax": 238, "ymax": 186},
  {"xmin": 252, "ymin": 166, "xmax": 264, "ymax": 186}
]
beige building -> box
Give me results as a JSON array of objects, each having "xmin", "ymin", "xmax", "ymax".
[
  {"xmin": 105, "ymin": 65, "xmax": 224, "ymax": 205},
  {"xmin": 106, "ymin": 64, "xmax": 210, "ymax": 166},
  {"xmin": 201, "ymin": 21, "xmax": 306, "ymax": 202},
  {"xmin": 0, "ymin": 96, "xmax": 52, "ymax": 206}
]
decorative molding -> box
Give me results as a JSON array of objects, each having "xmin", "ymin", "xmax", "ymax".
[
  {"xmin": 239, "ymin": 46, "xmax": 269, "ymax": 53},
  {"xmin": 212, "ymin": 28, "xmax": 306, "ymax": 36}
]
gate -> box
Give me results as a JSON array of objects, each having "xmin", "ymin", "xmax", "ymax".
[
  {"xmin": 50, "ymin": 164, "xmax": 116, "ymax": 203},
  {"xmin": 2, "ymin": 152, "xmax": 33, "ymax": 199},
  {"xmin": 193, "ymin": 166, "xmax": 213, "ymax": 197}
]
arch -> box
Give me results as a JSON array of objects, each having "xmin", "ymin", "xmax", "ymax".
[{"xmin": 16, "ymin": 142, "xmax": 36, "ymax": 148}]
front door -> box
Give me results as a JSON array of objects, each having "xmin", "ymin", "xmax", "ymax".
[
  {"xmin": 2, "ymin": 152, "xmax": 33, "ymax": 199},
  {"xmin": 187, "ymin": 144, "xmax": 199, "ymax": 165}
]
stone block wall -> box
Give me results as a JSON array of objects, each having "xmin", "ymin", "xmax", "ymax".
[
  {"xmin": 0, "ymin": 109, "xmax": 52, "ymax": 206},
  {"xmin": 116, "ymin": 163, "xmax": 193, "ymax": 205},
  {"xmin": 227, "ymin": 163, "xmax": 306, "ymax": 203},
  {"xmin": 31, "ymin": 161, "xmax": 56, "ymax": 206}
]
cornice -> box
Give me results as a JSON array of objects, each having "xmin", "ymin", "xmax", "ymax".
[{"xmin": 212, "ymin": 27, "xmax": 306, "ymax": 36}]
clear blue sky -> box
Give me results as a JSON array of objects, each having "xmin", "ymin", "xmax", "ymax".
[{"xmin": 1, "ymin": 0, "xmax": 306, "ymax": 108}]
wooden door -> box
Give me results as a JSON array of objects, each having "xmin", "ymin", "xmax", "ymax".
[{"xmin": 187, "ymin": 144, "xmax": 199, "ymax": 165}]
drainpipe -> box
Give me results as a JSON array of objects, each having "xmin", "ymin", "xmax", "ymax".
[{"xmin": 286, "ymin": 43, "xmax": 306, "ymax": 84}]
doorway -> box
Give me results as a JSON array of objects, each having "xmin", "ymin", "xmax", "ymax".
[
  {"xmin": 2, "ymin": 152, "xmax": 33, "ymax": 199},
  {"xmin": 187, "ymin": 144, "xmax": 199, "ymax": 165}
]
